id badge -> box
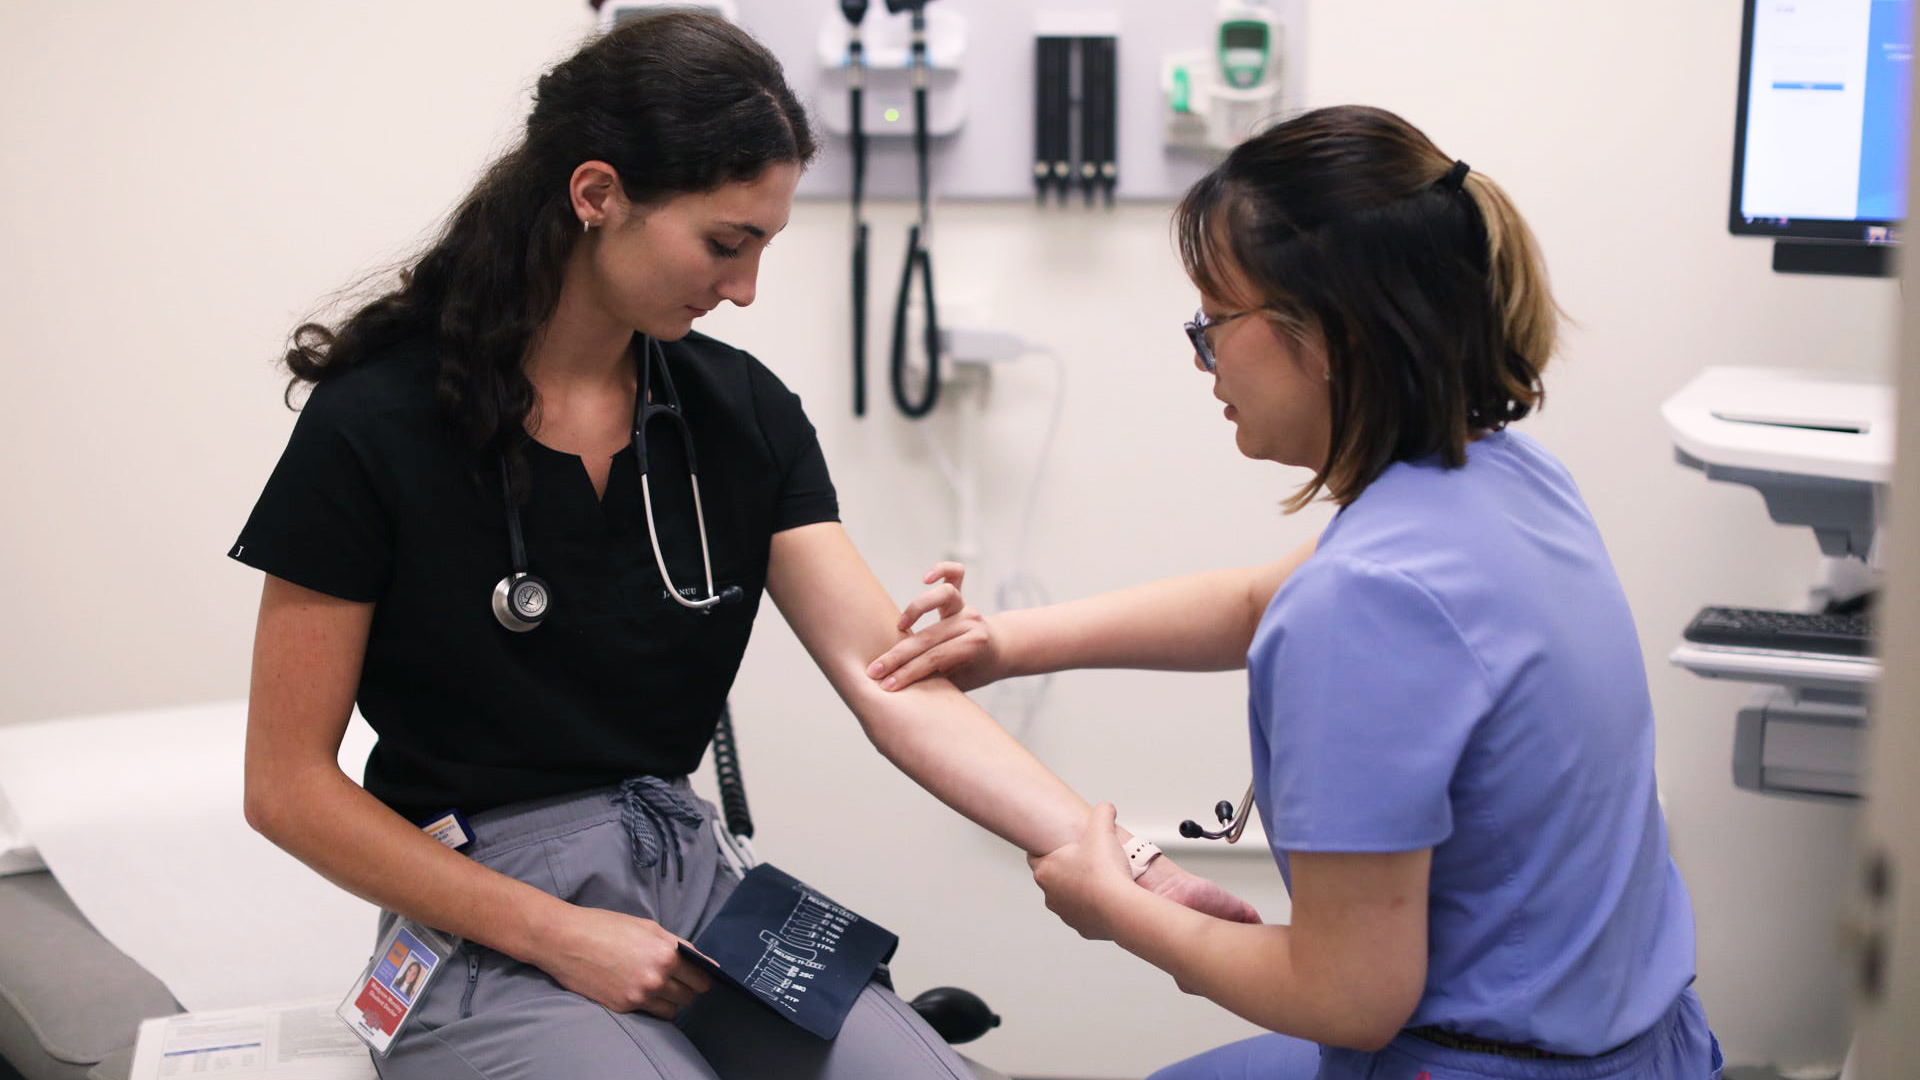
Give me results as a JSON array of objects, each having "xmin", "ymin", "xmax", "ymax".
[
  {"xmin": 416, "ymin": 808, "xmax": 475, "ymax": 851},
  {"xmin": 336, "ymin": 919, "xmax": 457, "ymax": 1056}
]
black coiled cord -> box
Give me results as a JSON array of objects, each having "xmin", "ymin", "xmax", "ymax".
[
  {"xmin": 890, "ymin": 225, "xmax": 939, "ymax": 417},
  {"xmin": 888, "ymin": 4, "xmax": 940, "ymax": 419},
  {"xmin": 710, "ymin": 702, "xmax": 753, "ymax": 840}
]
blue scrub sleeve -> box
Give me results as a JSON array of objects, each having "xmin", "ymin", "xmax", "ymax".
[{"xmin": 1254, "ymin": 555, "xmax": 1492, "ymax": 853}]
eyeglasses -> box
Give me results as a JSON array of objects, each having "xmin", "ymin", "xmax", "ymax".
[{"xmin": 1183, "ymin": 308, "xmax": 1258, "ymax": 373}]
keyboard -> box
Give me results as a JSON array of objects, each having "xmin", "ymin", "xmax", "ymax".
[{"xmin": 1683, "ymin": 606, "xmax": 1872, "ymax": 658}]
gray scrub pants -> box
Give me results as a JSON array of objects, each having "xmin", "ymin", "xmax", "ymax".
[{"xmin": 372, "ymin": 779, "xmax": 974, "ymax": 1080}]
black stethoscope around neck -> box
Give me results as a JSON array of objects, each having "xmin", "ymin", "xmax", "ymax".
[{"xmin": 491, "ymin": 335, "xmax": 744, "ymax": 633}]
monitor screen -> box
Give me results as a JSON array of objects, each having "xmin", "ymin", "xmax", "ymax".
[{"xmin": 1732, "ymin": 0, "xmax": 1912, "ymax": 244}]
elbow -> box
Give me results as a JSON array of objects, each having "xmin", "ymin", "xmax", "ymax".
[
  {"xmin": 243, "ymin": 763, "xmax": 301, "ymax": 843},
  {"xmin": 242, "ymin": 777, "xmax": 280, "ymax": 840},
  {"xmin": 1244, "ymin": 999, "xmax": 1406, "ymax": 1053},
  {"xmin": 1283, "ymin": 947, "xmax": 1422, "ymax": 1052},
  {"xmin": 1337, "ymin": 1018, "xmax": 1409, "ymax": 1055},
  {"xmin": 1304, "ymin": 1004, "xmax": 1411, "ymax": 1053},
  {"xmin": 1316, "ymin": 983, "xmax": 1422, "ymax": 1052},
  {"xmin": 841, "ymin": 674, "xmax": 956, "ymax": 746}
]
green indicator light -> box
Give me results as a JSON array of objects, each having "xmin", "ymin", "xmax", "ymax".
[{"xmin": 884, "ymin": 107, "xmax": 901, "ymax": 123}]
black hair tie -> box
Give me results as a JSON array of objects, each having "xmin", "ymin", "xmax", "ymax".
[{"xmin": 1438, "ymin": 159, "xmax": 1471, "ymax": 192}]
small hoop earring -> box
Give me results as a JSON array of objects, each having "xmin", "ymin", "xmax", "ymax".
[{"xmin": 581, "ymin": 219, "xmax": 591, "ymax": 233}]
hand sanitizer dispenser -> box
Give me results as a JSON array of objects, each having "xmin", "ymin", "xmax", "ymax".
[{"xmin": 1163, "ymin": 0, "xmax": 1287, "ymax": 155}]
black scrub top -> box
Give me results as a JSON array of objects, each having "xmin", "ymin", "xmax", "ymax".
[{"xmin": 229, "ymin": 331, "xmax": 839, "ymax": 822}]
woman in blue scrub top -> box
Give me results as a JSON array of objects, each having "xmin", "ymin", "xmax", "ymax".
[{"xmin": 869, "ymin": 105, "xmax": 1724, "ymax": 1080}]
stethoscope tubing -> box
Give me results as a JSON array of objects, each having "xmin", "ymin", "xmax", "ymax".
[
  {"xmin": 636, "ymin": 337, "xmax": 728, "ymax": 612},
  {"xmin": 641, "ymin": 471, "xmax": 724, "ymax": 612},
  {"xmin": 499, "ymin": 457, "xmax": 530, "ymax": 578}
]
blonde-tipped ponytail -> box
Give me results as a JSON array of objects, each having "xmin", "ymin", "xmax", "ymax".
[{"xmin": 1462, "ymin": 171, "xmax": 1560, "ymax": 381}]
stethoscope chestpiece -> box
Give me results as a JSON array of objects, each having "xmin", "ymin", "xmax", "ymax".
[{"xmin": 491, "ymin": 571, "xmax": 552, "ymax": 633}]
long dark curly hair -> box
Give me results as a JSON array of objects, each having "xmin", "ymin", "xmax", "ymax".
[{"xmin": 283, "ymin": 11, "xmax": 816, "ymax": 495}]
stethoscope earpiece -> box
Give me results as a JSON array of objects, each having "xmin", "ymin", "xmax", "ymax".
[
  {"xmin": 1178, "ymin": 782, "xmax": 1257, "ymax": 843},
  {"xmin": 491, "ymin": 572, "xmax": 552, "ymax": 633}
]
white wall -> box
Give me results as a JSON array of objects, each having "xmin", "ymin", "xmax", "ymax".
[{"xmin": 0, "ymin": 2, "xmax": 1899, "ymax": 1076}]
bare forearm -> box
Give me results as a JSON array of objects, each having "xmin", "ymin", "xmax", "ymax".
[
  {"xmin": 825, "ymin": 631, "xmax": 1093, "ymax": 855},
  {"xmin": 1102, "ymin": 888, "xmax": 1397, "ymax": 1049},
  {"xmin": 996, "ymin": 537, "xmax": 1317, "ymax": 676},
  {"xmin": 995, "ymin": 568, "xmax": 1259, "ymax": 674},
  {"xmin": 246, "ymin": 762, "xmax": 561, "ymax": 962},
  {"xmin": 772, "ymin": 524, "xmax": 1119, "ymax": 856}
]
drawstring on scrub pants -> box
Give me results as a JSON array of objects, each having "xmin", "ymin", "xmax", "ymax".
[{"xmin": 616, "ymin": 777, "xmax": 706, "ymax": 882}]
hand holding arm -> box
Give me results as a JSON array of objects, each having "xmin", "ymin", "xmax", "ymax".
[
  {"xmin": 1024, "ymin": 802, "xmax": 1143, "ymax": 941},
  {"xmin": 1030, "ymin": 802, "xmax": 1430, "ymax": 1050}
]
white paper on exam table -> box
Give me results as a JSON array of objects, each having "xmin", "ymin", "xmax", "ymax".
[
  {"xmin": 0, "ymin": 700, "xmax": 379, "ymax": 1011},
  {"xmin": 129, "ymin": 999, "xmax": 376, "ymax": 1080}
]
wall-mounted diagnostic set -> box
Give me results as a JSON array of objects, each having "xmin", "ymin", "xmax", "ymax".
[{"xmin": 1034, "ymin": 13, "xmax": 1120, "ymax": 207}]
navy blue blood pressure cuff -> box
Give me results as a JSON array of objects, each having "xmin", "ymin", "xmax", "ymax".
[{"xmin": 682, "ymin": 864, "xmax": 898, "ymax": 1039}]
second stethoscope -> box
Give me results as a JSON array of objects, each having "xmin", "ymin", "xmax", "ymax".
[
  {"xmin": 491, "ymin": 335, "xmax": 744, "ymax": 633},
  {"xmin": 1179, "ymin": 781, "xmax": 1256, "ymax": 843}
]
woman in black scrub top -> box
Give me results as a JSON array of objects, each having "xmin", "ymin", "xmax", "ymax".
[{"xmin": 232, "ymin": 13, "xmax": 1254, "ymax": 1079}]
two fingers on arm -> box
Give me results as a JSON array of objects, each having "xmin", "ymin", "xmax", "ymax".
[{"xmin": 867, "ymin": 562, "xmax": 982, "ymax": 691}]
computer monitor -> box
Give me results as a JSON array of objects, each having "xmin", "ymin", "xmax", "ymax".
[{"xmin": 1730, "ymin": 0, "xmax": 1912, "ymax": 276}]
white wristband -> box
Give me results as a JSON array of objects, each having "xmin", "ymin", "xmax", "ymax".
[{"xmin": 1123, "ymin": 836, "xmax": 1162, "ymax": 880}]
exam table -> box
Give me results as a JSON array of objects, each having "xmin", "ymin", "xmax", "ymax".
[{"xmin": 0, "ymin": 869, "xmax": 174, "ymax": 1080}]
